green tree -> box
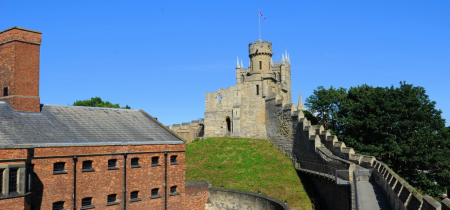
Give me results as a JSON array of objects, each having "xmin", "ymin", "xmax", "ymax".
[
  {"xmin": 72, "ymin": 97, "xmax": 131, "ymax": 109},
  {"xmin": 306, "ymin": 82, "xmax": 450, "ymax": 196}
]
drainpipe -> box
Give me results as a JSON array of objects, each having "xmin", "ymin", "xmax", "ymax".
[
  {"xmin": 73, "ymin": 156, "xmax": 77, "ymax": 210},
  {"xmin": 123, "ymin": 154, "xmax": 127, "ymax": 210},
  {"xmin": 164, "ymin": 152, "xmax": 168, "ymax": 210}
]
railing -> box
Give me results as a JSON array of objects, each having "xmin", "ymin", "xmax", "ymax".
[{"xmin": 353, "ymin": 170, "xmax": 360, "ymax": 210}]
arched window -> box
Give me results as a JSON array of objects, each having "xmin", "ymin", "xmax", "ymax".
[
  {"xmin": 226, "ymin": 118, "xmax": 231, "ymax": 132},
  {"xmin": 218, "ymin": 95, "xmax": 222, "ymax": 103}
]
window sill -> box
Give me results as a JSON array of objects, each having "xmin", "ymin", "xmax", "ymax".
[
  {"xmin": 107, "ymin": 167, "xmax": 119, "ymax": 170},
  {"xmin": 170, "ymin": 162, "xmax": 179, "ymax": 165},
  {"xmin": 150, "ymin": 195, "xmax": 161, "ymax": 199},
  {"xmin": 106, "ymin": 201, "xmax": 120, "ymax": 206},
  {"xmin": 151, "ymin": 163, "xmax": 161, "ymax": 167},
  {"xmin": 80, "ymin": 205, "xmax": 95, "ymax": 209},
  {"xmin": 81, "ymin": 168, "xmax": 95, "ymax": 172},
  {"xmin": 130, "ymin": 165, "xmax": 141, "ymax": 168},
  {"xmin": 169, "ymin": 192, "xmax": 179, "ymax": 196},
  {"xmin": 129, "ymin": 198, "xmax": 141, "ymax": 203},
  {"xmin": 53, "ymin": 170, "xmax": 67, "ymax": 175}
]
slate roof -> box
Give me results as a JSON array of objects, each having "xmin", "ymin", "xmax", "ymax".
[{"xmin": 0, "ymin": 102, "xmax": 183, "ymax": 147}]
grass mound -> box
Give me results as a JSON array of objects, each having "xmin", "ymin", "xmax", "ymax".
[{"xmin": 186, "ymin": 137, "xmax": 313, "ymax": 210}]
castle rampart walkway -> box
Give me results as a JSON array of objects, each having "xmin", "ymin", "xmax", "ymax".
[{"xmin": 357, "ymin": 181, "xmax": 391, "ymax": 210}]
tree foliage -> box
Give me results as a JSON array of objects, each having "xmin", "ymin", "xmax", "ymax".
[
  {"xmin": 72, "ymin": 97, "xmax": 131, "ymax": 109},
  {"xmin": 306, "ymin": 82, "xmax": 450, "ymax": 196}
]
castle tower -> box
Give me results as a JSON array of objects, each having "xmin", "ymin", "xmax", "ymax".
[
  {"xmin": 0, "ymin": 27, "xmax": 41, "ymax": 112},
  {"xmin": 248, "ymin": 40, "xmax": 273, "ymax": 74},
  {"xmin": 204, "ymin": 39, "xmax": 292, "ymax": 139}
]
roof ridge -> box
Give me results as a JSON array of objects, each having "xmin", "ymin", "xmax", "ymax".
[{"xmin": 139, "ymin": 109, "xmax": 186, "ymax": 143}]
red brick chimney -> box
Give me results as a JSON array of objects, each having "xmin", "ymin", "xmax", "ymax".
[{"xmin": 0, "ymin": 27, "xmax": 41, "ymax": 112}]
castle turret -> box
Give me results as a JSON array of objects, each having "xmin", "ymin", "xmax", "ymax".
[{"xmin": 248, "ymin": 40, "xmax": 273, "ymax": 74}]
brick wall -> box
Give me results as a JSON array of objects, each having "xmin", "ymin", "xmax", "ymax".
[
  {"xmin": 0, "ymin": 27, "xmax": 41, "ymax": 112},
  {"xmin": 0, "ymin": 143, "xmax": 186, "ymax": 210},
  {"xmin": 184, "ymin": 180, "xmax": 210, "ymax": 210}
]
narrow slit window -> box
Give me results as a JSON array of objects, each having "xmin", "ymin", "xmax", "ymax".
[
  {"xmin": 259, "ymin": 61, "xmax": 262, "ymax": 69},
  {"xmin": 256, "ymin": 85, "xmax": 259, "ymax": 95},
  {"xmin": 3, "ymin": 87, "xmax": 8, "ymax": 97},
  {"xmin": 9, "ymin": 168, "xmax": 17, "ymax": 193}
]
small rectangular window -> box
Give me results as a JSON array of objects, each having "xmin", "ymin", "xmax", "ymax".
[
  {"xmin": 130, "ymin": 191, "xmax": 141, "ymax": 202},
  {"xmin": 131, "ymin": 158, "xmax": 140, "ymax": 168},
  {"xmin": 108, "ymin": 159, "xmax": 119, "ymax": 170},
  {"xmin": 52, "ymin": 201, "xmax": 64, "ymax": 210},
  {"xmin": 259, "ymin": 61, "xmax": 262, "ymax": 69},
  {"xmin": 9, "ymin": 169, "xmax": 17, "ymax": 193},
  {"xmin": 131, "ymin": 191, "xmax": 139, "ymax": 199},
  {"xmin": 256, "ymin": 85, "xmax": 259, "ymax": 95},
  {"xmin": 53, "ymin": 162, "xmax": 67, "ymax": 174},
  {"xmin": 106, "ymin": 194, "xmax": 119, "ymax": 206},
  {"xmin": 170, "ymin": 156, "xmax": 178, "ymax": 165},
  {"xmin": 82, "ymin": 161, "xmax": 94, "ymax": 172},
  {"xmin": 3, "ymin": 87, "xmax": 8, "ymax": 97},
  {"xmin": 151, "ymin": 157, "xmax": 160, "ymax": 166},
  {"xmin": 81, "ymin": 197, "xmax": 93, "ymax": 207},
  {"xmin": 151, "ymin": 188, "xmax": 161, "ymax": 199},
  {"xmin": 170, "ymin": 186, "xmax": 179, "ymax": 196}
]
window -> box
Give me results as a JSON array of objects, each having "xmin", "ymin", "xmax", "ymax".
[
  {"xmin": 130, "ymin": 191, "xmax": 141, "ymax": 202},
  {"xmin": 170, "ymin": 186, "xmax": 179, "ymax": 196},
  {"xmin": 259, "ymin": 61, "xmax": 262, "ymax": 69},
  {"xmin": 106, "ymin": 194, "xmax": 119, "ymax": 206},
  {"xmin": 256, "ymin": 85, "xmax": 259, "ymax": 95},
  {"xmin": 218, "ymin": 95, "xmax": 222, "ymax": 103},
  {"xmin": 151, "ymin": 157, "xmax": 160, "ymax": 166},
  {"xmin": 0, "ymin": 169, "xmax": 3, "ymax": 195},
  {"xmin": 9, "ymin": 168, "xmax": 17, "ymax": 194},
  {"xmin": 151, "ymin": 188, "xmax": 161, "ymax": 199},
  {"xmin": 81, "ymin": 197, "xmax": 93, "ymax": 209},
  {"xmin": 52, "ymin": 201, "xmax": 64, "ymax": 210},
  {"xmin": 108, "ymin": 159, "xmax": 118, "ymax": 170},
  {"xmin": 170, "ymin": 156, "xmax": 178, "ymax": 165},
  {"xmin": 53, "ymin": 162, "xmax": 66, "ymax": 174},
  {"xmin": 3, "ymin": 87, "xmax": 8, "ymax": 97},
  {"xmin": 131, "ymin": 158, "xmax": 141, "ymax": 168},
  {"xmin": 82, "ymin": 161, "xmax": 94, "ymax": 172}
]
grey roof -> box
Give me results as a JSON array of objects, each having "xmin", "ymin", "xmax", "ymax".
[{"xmin": 0, "ymin": 102, "xmax": 183, "ymax": 147}]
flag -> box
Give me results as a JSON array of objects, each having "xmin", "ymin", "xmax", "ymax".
[{"xmin": 259, "ymin": 11, "xmax": 266, "ymax": 20}]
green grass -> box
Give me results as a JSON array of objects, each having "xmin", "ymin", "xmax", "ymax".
[{"xmin": 186, "ymin": 137, "xmax": 313, "ymax": 210}]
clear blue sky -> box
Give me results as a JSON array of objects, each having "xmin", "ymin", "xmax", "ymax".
[{"xmin": 1, "ymin": 1, "xmax": 449, "ymax": 127}]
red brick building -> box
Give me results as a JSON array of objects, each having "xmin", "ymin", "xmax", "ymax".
[{"xmin": 0, "ymin": 27, "xmax": 188, "ymax": 210}]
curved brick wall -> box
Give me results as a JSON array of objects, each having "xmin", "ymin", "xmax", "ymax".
[{"xmin": 206, "ymin": 188, "xmax": 290, "ymax": 210}]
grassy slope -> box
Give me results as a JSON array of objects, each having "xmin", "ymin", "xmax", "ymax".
[{"xmin": 186, "ymin": 137, "xmax": 313, "ymax": 210}]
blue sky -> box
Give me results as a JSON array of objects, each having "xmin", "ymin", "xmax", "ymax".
[{"xmin": 1, "ymin": 0, "xmax": 449, "ymax": 127}]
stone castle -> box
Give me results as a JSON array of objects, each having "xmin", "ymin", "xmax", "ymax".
[
  {"xmin": 172, "ymin": 39, "xmax": 302, "ymax": 141},
  {"xmin": 172, "ymin": 39, "xmax": 450, "ymax": 210}
]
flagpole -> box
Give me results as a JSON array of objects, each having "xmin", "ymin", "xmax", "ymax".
[{"xmin": 259, "ymin": 8, "xmax": 261, "ymax": 40}]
